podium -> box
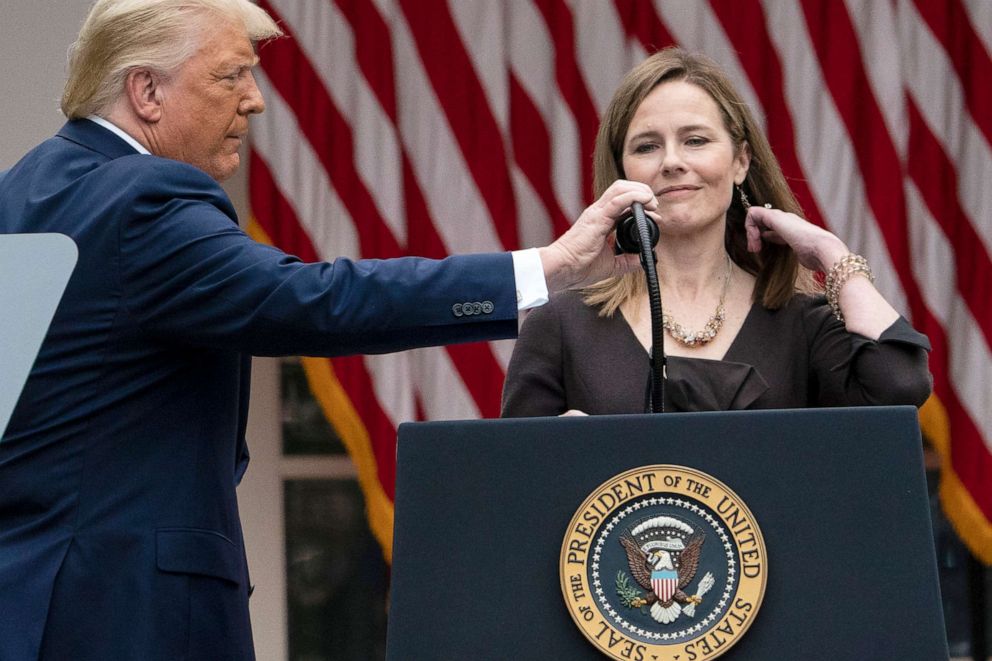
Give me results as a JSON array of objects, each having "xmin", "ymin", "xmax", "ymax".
[
  {"xmin": 0, "ymin": 233, "xmax": 77, "ymax": 439},
  {"xmin": 386, "ymin": 407, "xmax": 948, "ymax": 660}
]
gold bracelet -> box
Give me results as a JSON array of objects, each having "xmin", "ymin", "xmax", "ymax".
[{"xmin": 824, "ymin": 254, "xmax": 874, "ymax": 322}]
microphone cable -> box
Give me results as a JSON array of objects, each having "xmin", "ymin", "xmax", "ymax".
[{"xmin": 628, "ymin": 202, "xmax": 666, "ymax": 413}]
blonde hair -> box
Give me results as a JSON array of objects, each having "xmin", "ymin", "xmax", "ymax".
[
  {"xmin": 584, "ymin": 47, "xmax": 816, "ymax": 316},
  {"xmin": 61, "ymin": 0, "xmax": 282, "ymax": 119}
]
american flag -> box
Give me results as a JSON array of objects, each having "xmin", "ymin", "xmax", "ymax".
[{"xmin": 247, "ymin": 0, "xmax": 992, "ymax": 564}]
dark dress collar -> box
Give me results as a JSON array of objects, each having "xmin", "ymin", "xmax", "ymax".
[
  {"xmin": 665, "ymin": 357, "xmax": 769, "ymax": 411},
  {"xmin": 615, "ymin": 302, "xmax": 771, "ymax": 412}
]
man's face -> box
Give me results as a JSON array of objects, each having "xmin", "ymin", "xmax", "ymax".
[{"xmin": 150, "ymin": 18, "xmax": 264, "ymax": 181}]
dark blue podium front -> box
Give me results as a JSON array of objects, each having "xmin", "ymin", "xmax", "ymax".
[{"xmin": 386, "ymin": 407, "xmax": 947, "ymax": 660}]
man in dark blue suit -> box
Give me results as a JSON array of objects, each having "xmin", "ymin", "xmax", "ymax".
[{"xmin": 0, "ymin": 1, "xmax": 656, "ymax": 659}]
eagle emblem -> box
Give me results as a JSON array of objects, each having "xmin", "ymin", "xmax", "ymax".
[
  {"xmin": 617, "ymin": 516, "xmax": 715, "ymax": 624},
  {"xmin": 560, "ymin": 466, "xmax": 766, "ymax": 660}
]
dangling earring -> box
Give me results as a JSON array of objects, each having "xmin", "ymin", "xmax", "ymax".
[{"xmin": 737, "ymin": 184, "xmax": 751, "ymax": 209}]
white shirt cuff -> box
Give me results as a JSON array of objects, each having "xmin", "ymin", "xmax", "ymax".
[{"xmin": 511, "ymin": 248, "xmax": 549, "ymax": 310}]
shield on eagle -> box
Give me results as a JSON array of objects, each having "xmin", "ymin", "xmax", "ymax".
[{"xmin": 651, "ymin": 569, "xmax": 678, "ymax": 602}]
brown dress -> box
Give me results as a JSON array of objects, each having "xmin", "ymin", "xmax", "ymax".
[{"xmin": 501, "ymin": 290, "xmax": 932, "ymax": 417}]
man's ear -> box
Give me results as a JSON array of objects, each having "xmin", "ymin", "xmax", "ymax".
[{"xmin": 124, "ymin": 69, "xmax": 163, "ymax": 123}]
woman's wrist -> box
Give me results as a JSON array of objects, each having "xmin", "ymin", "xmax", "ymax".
[
  {"xmin": 816, "ymin": 237, "xmax": 850, "ymax": 274},
  {"xmin": 825, "ymin": 254, "xmax": 875, "ymax": 322}
]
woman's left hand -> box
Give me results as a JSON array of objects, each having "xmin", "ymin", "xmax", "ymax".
[
  {"xmin": 744, "ymin": 206, "xmax": 848, "ymax": 273},
  {"xmin": 746, "ymin": 206, "xmax": 901, "ymax": 338}
]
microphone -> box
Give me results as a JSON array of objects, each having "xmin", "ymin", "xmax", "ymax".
[{"xmin": 614, "ymin": 205, "xmax": 659, "ymax": 255}]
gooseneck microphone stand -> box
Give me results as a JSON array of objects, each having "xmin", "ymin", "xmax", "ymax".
[{"xmin": 616, "ymin": 202, "xmax": 666, "ymax": 412}]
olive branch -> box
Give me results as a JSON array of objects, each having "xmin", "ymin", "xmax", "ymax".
[{"xmin": 616, "ymin": 571, "xmax": 642, "ymax": 608}]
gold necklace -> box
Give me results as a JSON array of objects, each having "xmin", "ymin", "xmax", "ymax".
[{"xmin": 662, "ymin": 255, "xmax": 732, "ymax": 347}]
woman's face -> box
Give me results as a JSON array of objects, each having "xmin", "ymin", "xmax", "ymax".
[{"xmin": 621, "ymin": 80, "xmax": 749, "ymax": 236}]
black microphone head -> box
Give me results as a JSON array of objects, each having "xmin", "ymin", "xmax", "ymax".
[{"xmin": 614, "ymin": 208, "xmax": 659, "ymax": 255}]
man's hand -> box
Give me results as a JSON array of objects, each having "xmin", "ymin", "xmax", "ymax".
[{"xmin": 538, "ymin": 180, "xmax": 657, "ymax": 291}]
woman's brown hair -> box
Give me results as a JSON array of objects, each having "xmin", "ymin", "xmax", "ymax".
[{"xmin": 584, "ymin": 47, "xmax": 816, "ymax": 316}]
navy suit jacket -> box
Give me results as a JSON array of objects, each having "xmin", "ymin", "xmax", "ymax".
[{"xmin": 0, "ymin": 120, "xmax": 518, "ymax": 660}]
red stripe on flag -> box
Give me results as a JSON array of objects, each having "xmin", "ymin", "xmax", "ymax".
[
  {"xmin": 800, "ymin": 0, "xmax": 992, "ymax": 521},
  {"xmin": 799, "ymin": 1, "xmax": 922, "ymax": 315},
  {"xmin": 413, "ymin": 393, "xmax": 427, "ymax": 423},
  {"xmin": 258, "ymin": 1, "xmax": 403, "ymax": 259},
  {"xmin": 397, "ymin": 0, "xmax": 521, "ymax": 251},
  {"xmin": 533, "ymin": 0, "xmax": 600, "ymax": 203},
  {"xmin": 927, "ymin": 323, "xmax": 992, "ymax": 521},
  {"xmin": 913, "ymin": 0, "xmax": 992, "ymax": 149},
  {"xmin": 710, "ymin": 0, "xmax": 827, "ymax": 228},
  {"xmin": 399, "ymin": 153, "xmax": 447, "ymax": 259},
  {"xmin": 398, "ymin": 153, "xmax": 508, "ymax": 417},
  {"xmin": 509, "ymin": 74, "xmax": 573, "ymax": 238},
  {"xmin": 444, "ymin": 343, "xmax": 504, "ymax": 419},
  {"xmin": 249, "ymin": 151, "xmax": 321, "ymax": 263},
  {"xmin": 310, "ymin": 0, "xmax": 509, "ymax": 420},
  {"xmin": 906, "ymin": 100, "xmax": 992, "ymax": 349},
  {"xmin": 613, "ymin": 0, "xmax": 677, "ymax": 56},
  {"xmin": 333, "ymin": 0, "xmax": 398, "ymax": 124},
  {"xmin": 330, "ymin": 355, "xmax": 399, "ymax": 500}
]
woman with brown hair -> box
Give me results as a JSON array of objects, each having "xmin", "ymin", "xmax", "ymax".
[{"xmin": 502, "ymin": 48, "xmax": 931, "ymax": 416}]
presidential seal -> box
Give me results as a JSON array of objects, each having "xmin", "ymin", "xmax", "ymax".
[{"xmin": 560, "ymin": 466, "xmax": 766, "ymax": 661}]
